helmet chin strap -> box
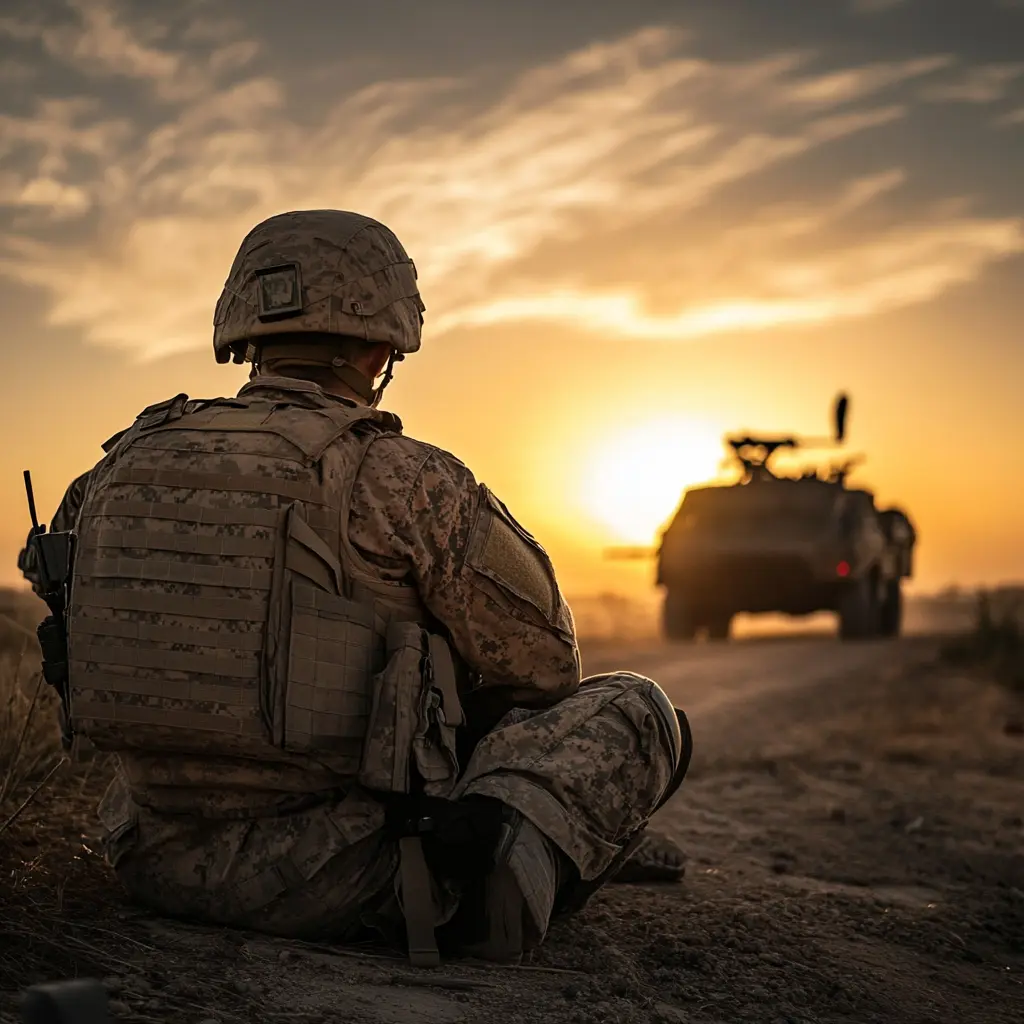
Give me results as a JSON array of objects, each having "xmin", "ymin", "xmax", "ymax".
[
  {"xmin": 327, "ymin": 350, "xmax": 401, "ymax": 407},
  {"xmin": 368, "ymin": 350, "xmax": 400, "ymax": 408},
  {"xmin": 326, "ymin": 358, "xmax": 378, "ymax": 403}
]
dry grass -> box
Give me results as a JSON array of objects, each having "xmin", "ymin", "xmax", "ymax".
[
  {"xmin": 0, "ymin": 587, "xmax": 126, "ymax": 1016},
  {"xmin": 940, "ymin": 585, "xmax": 1024, "ymax": 692},
  {"xmin": 0, "ymin": 588, "xmax": 62, "ymax": 830}
]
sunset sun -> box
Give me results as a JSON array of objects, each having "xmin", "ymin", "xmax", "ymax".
[{"xmin": 581, "ymin": 417, "xmax": 724, "ymax": 544}]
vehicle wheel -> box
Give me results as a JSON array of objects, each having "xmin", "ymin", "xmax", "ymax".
[
  {"xmin": 662, "ymin": 589, "xmax": 696, "ymax": 641},
  {"xmin": 878, "ymin": 579, "xmax": 902, "ymax": 637},
  {"xmin": 838, "ymin": 578, "xmax": 880, "ymax": 640},
  {"xmin": 706, "ymin": 614, "xmax": 733, "ymax": 641}
]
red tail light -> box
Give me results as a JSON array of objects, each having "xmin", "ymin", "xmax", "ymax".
[{"xmin": 836, "ymin": 561, "xmax": 851, "ymax": 577}]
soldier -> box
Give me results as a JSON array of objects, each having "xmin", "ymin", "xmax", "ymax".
[{"xmin": 19, "ymin": 210, "xmax": 691, "ymax": 966}]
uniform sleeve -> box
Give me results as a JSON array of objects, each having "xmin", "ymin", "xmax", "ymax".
[
  {"xmin": 17, "ymin": 415, "xmax": 145, "ymax": 592},
  {"xmin": 351, "ymin": 440, "xmax": 581, "ymax": 709},
  {"xmin": 18, "ymin": 470, "xmax": 93, "ymax": 594}
]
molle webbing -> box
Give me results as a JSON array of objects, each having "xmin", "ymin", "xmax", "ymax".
[
  {"xmin": 67, "ymin": 399, "xmax": 387, "ymax": 769},
  {"xmin": 284, "ymin": 580, "xmax": 377, "ymax": 754},
  {"xmin": 66, "ymin": 392, "xmax": 441, "ymax": 803},
  {"xmin": 73, "ymin": 585, "xmax": 266, "ymax": 621},
  {"xmin": 71, "ymin": 696, "xmax": 267, "ymax": 737},
  {"xmin": 69, "ymin": 470, "xmax": 290, "ymax": 753},
  {"xmin": 75, "ymin": 554, "xmax": 274, "ymax": 590},
  {"xmin": 110, "ymin": 467, "xmax": 329, "ymax": 504},
  {"xmin": 65, "ymin": 616, "xmax": 265, "ymax": 650},
  {"xmin": 80, "ymin": 500, "xmax": 338, "ymax": 533},
  {"xmin": 72, "ymin": 637, "xmax": 260, "ymax": 678},
  {"xmin": 90, "ymin": 529, "xmax": 273, "ymax": 558}
]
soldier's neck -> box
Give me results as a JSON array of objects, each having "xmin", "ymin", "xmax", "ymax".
[{"xmin": 322, "ymin": 382, "xmax": 369, "ymax": 405}]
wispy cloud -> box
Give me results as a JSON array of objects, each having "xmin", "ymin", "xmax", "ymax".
[
  {"xmin": 437, "ymin": 176, "xmax": 1024, "ymax": 340},
  {"xmin": 0, "ymin": 1, "xmax": 1021, "ymax": 359},
  {"xmin": 0, "ymin": 0, "xmax": 256, "ymax": 102},
  {"xmin": 921, "ymin": 63, "xmax": 1024, "ymax": 103},
  {"xmin": 996, "ymin": 105, "xmax": 1024, "ymax": 126},
  {"xmin": 778, "ymin": 56, "xmax": 951, "ymax": 106}
]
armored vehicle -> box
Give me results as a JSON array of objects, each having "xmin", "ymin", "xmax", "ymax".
[{"xmin": 654, "ymin": 395, "xmax": 915, "ymax": 641}]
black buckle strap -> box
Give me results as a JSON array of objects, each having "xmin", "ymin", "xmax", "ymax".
[{"xmin": 382, "ymin": 794, "xmax": 510, "ymax": 966}]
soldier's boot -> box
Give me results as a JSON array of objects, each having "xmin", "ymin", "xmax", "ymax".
[
  {"xmin": 460, "ymin": 708, "xmax": 692, "ymax": 954},
  {"xmin": 452, "ymin": 676, "xmax": 694, "ymax": 951},
  {"xmin": 610, "ymin": 829, "xmax": 687, "ymax": 883},
  {"xmin": 460, "ymin": 812, "xmax": 569, "ymax": 964}
]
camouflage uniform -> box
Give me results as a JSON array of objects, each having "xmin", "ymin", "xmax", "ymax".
[{"xmin": 20, "ymin": 210, "xmax": 690, "ymax": 965}]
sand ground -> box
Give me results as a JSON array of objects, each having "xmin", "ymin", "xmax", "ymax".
[{"xmin": 2, "ymin": 622, "xmax": 1022, "ymax": 1024}]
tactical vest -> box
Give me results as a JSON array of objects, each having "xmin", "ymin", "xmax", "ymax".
[{"xmin": 66, "ymin": 389, "xmax": 460, "ymax": 795}]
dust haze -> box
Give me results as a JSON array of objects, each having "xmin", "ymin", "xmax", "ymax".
[{"xmin": 565, "ymin": 588, "xmax": 984, "ymax": 643}]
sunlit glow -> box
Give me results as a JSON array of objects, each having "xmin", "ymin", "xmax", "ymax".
[{"xmin": 581, "ymin": 417, "xmax": 724, "ymax": 544}]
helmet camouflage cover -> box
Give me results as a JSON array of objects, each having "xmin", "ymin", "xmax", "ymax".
[{"xmin": 213, "ymin": 209, "xmax": 425, "ymax": 364}]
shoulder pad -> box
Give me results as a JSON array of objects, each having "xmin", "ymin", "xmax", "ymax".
[
  {"xmin": 466, "ymin": 484, "xmax": 566, "ymax": 630},
  {"xmin": 135, "ymin": 393, "xmax": 190, "ymax": 430},
  {"xmin": 100, "ymin": 427, "xmax": 130, "ymax": 453},
  {"xmin": 485, "ymin": 486, "xmax": 538, "ymax": 543},
  {"xmin": 370, "ymin": 410, "xmax": 403, "ymax": 434},
  {"xmin": 319, "ymin": 391, "xmax": 403, "ymax": 435},
  {"xmin": 103, "ymin": 392, "xmax": 205, "ymax": 451},
  {"xmin": 183, "ymin": 398, "xmax": 220, "ymax": 415}
]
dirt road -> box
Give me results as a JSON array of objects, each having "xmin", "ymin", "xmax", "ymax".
[
  {"xmin": 3, "ymin": 634, "xmax": 1022, "ymax": 1024},
  {"xmin": 570, "ymin": 635, "xmax": 1024, "ymax": 1024},
  {"xmin": 585, "ymin": 631, "xmax": 903, "ymax": 719}
]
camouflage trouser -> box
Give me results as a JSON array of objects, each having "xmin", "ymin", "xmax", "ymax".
[{"xmin": 99, "ymin": 672, "xmax": 680, "ymax": 943}]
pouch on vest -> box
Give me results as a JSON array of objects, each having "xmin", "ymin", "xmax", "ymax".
[
  {"xmin": 66, "ymin": 393, "xmax": 428, "ymax": 789},
  {"xmin": 269, "ymin": 503, "xmax": 382, "ymax": 773},
  {"xmin": 358, "ymin": 621, "xmax": 463, "ymax": 798}
]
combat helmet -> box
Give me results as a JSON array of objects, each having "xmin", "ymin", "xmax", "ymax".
[{"xmin": 213, "ymin": 209, "xmax": 425, "ymax": 404}]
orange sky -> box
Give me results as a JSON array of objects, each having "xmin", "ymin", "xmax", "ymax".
[
  {"xmin": 3, "ymin": 296, "xmax": 1022, "ymax": 600},
  {"xmin": 2, "ymin": 1, "xmax": 1023, "ymax": 601}
]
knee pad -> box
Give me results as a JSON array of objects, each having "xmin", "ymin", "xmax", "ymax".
[
  {"xmin": 659, "ymin": 706, "xmax": 692, "ymax": 810},
  {"xmin": 639, "ymin": 680, "xmax": 692, "ymax": 811},
  {"xmin": 587, "ymin": 672, "xmax": 692, "ymax": 809}
]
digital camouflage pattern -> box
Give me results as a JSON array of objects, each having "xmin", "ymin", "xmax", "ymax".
[
  {"xmin": 22, "ymin": 379, "xmax": 579, "ymax": 716},
  {"xmin": 20, "ymin": 202, "xmax": 688, "ymax": 959},
  {"xmin": 212, "ymin": 210, "xmax": 425, "ymax": 365},
  {"xmin": 22, "ymin": 374, "xmax": 684, "ymax": 951},
  {"xmin": 26, "ymin": 377, "xmax": 580, "ymax": 805},
  {"xmin": 95, "ymin": 670, "xmax": 681, "ymax": 947},
  {"xmin": 64, "ymin": 380, "xmax": 415, "ymax": 808},
  {"xmin": 453, "ymin": 673, "xmax": 680, "ymax": 882}
]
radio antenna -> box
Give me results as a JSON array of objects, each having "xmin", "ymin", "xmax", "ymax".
[{"xmin": 24, "ymin": 470, "xmax": 41, "ymax": 533}]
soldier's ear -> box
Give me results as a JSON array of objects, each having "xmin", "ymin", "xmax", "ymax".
[{"xmin": 365, "ymin": 342, "xmax": 395, "ymax": 378}]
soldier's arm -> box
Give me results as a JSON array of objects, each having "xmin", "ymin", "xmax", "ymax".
[
  {"xmin": 352, "ymin": 439, "xmax": 581, "ymax": 711},
  {"xmin": 18, "ymin": 470, "xmax": 93, "ymax": 594},
  {"xmin": 16, "ymin": 419, "xmax": 137, "ymax": 592}
]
